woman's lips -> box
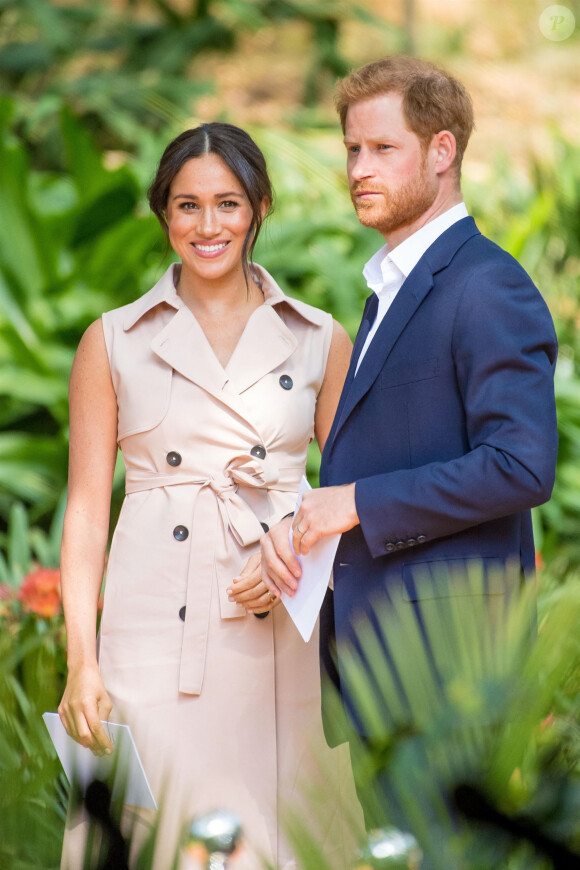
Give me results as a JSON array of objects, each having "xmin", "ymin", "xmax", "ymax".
[{"xmin": 191, "ymin": 241, "xmax": 230, "ymax": 258}]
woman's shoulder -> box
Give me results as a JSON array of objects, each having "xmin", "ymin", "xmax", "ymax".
[
  {"xmin": 102, "ymin": 265, "xmax": 178, "ymax": 331},
  {"xmin": 253, "ymin": 263, "xmax": 331, "ymax": 330}
]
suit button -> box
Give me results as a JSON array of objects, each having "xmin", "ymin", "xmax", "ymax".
[
  {"xmin": 279, "ymin": 374, "xmax": 293, "ymax": 390},
  {"xmin": 384, "ymin": 542, "xmax": 396, "ymax": 553},
  {"xmin": 250, "ymin": 445, "xmax": 266, "ymax": 459},
  {"xmin": 179, "ymin": 606, "xmax": 186, "ymax": 621},
  {"xmin": 166, "ymin": 451, "xmax": 182, "ymax": 467},
  {"xmin": 396, "ymin": 540, "xmax": 406, "ymax": 550},
  {"xmin": 260, "ymin": 522, "xmax": 269, "ymax": 533},
  {"xmin": 406, "ymin": 538, "xmax": 417, "ymax": 547},
  {"xmin": 173, "ymin": 525, "xmax": 189, "ymax": 541},
  {"xmin": 416, "ymin": 535, "xmax": 427, "ymax": 544}
]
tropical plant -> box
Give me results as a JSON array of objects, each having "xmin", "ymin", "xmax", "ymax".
[
  {"xmin": 465, "ymin": 142, "xmax": 580, "ymax": 579},
  {"xmin": 0, "ymin": 500, "xmax": 67, "ymax": 870},
  {"xmin": 0, "ymin": 0, "xmax": 385, "ymax": 163},
  {"xmin": 0, "ymin": 98, "xmax": 165, "ymax": 525},
  {"xmin": 281, "ymin": 565, "xmax": 580, "ymax": 870}
]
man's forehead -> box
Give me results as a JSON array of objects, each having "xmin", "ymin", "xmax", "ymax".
[{"xmin": 344, "ymin": 94, "xmax": 411, "ymax": 139}]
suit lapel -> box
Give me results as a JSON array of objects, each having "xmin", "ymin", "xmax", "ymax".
[
  {"xmin": 323, "ymin": 293, "xmax": 378, "ymax": 451},
  {"xmin": 326, "ymin": 217, "xmax": 481, "ymax": 450},
  {"xmin": 332, "ymin": 260, "xmax": 434, "ymax": 437}
]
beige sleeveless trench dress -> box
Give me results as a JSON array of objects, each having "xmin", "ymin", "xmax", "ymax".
[{"xmin": 61, "ymin": 263, "xmax": 362, "ymax": 870}]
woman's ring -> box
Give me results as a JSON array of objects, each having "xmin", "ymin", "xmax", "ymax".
[{"xmin": 267, "ymin": 590, "xmax": 275, "ymax": 603}]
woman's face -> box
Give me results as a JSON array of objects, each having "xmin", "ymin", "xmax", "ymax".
[{"xmin": 166, "ymin": 153, "xmax": 260, "ymax": 287}]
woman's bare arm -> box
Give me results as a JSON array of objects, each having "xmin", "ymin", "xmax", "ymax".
[
  {"xmin": 314, "ymin": 320, "xmax": 352, "ymax": 451},
  {"xmin": 58, "ymin": 319, "xmax": 118, "ymax": 755}
]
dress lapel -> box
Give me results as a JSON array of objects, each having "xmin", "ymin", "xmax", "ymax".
[
  {"xmin": 151, "ymin": 305, "xmax": 229, "ymax": 398},
  {"xmin": 149, "ymin": 284, "xmax": 300, "ymax": 427},
  {"xmin": 226, "ymin": 304, "xmax": 298, "ymax": 394}
]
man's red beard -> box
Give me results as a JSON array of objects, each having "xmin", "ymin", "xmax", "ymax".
[{"xmin": 350, "ymin": 157, "xmax": 438, "ymax": 237}]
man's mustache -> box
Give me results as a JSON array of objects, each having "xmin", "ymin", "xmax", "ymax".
[{"xmin": 350, "ymin": 185, "xmax": 383, "ymax": 196}]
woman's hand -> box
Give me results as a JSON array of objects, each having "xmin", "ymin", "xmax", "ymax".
[
  {"xmin": 261, "ymin": 516, "xmax": 301, "ymax": 598},
  {"xmin": 58, "ymin": 664, "xmax": 114, "ymax": 757},
  {"xmin": 227, "ymin": 552, "xmax": 280, "ymax": 614}
]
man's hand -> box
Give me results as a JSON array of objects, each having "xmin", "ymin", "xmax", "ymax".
[
  {"xmin": 292, "ymin": 483, "xmax": 359, "ymax": 557},
  {"xmin": 261, "ymin": 485, "xmax": 359, "ymax": 598}
]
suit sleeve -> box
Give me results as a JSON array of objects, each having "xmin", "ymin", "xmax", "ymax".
[{"xmin": 354, "ymin": 259, "xmax": 558, "ymax": 559}]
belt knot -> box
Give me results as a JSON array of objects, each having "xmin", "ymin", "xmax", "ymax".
[{"xmin": 208, "ymin": 474, "xmax": 237, "ymax": 499}]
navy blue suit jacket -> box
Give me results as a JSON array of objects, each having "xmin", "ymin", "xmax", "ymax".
[{"xmin": 319, "ymin": 217, "xmax": 558, "ymax": 741}]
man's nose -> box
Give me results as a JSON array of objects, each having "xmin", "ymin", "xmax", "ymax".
[{"xmin": 349, "ymin": 150, "xmax": 374, "ymax": 181}]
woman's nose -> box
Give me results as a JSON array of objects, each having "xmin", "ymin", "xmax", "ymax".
[{"xmin": 197, "ymin": 207, "xmax": 220, "ymax": 235}]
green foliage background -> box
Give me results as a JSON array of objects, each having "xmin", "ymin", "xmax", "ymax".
[{"xmin": 1, "ymin": 0, "xmax": 580, "ymax": 867}]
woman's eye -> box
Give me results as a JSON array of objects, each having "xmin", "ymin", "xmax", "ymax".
[
  {"xmin": 179, "ymin": 201, "xmax": 198, "ymax": 211},
  {"xmin": 220, "ymin": 200, "xmax": 239, "ymax": 208}
]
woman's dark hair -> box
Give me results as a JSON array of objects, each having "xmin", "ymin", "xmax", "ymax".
[{"xmin": 147, "ymin": 123, "xmax": 273, "ymax": 287}]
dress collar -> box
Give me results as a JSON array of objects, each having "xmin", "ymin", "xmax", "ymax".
[{"xmin": 122, "ymin": 262, "xmax": 325, "ymax": 331}]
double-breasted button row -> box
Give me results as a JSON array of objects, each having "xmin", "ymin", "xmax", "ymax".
[{"xmin": 384, "ymin": 535, "xmax": 426, "ymax": 554}]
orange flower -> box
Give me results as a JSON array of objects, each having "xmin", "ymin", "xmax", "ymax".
[
  {"xmin": 0, "ymin": 583, "xmax": 15, "ymax": 617},
  {"xmin": 540, "ymin": 713, "xmax": 555, "ymax": 730},
  {"xmin": 18, "ymin": 568, "xmax": 61, "ymax": 618}
]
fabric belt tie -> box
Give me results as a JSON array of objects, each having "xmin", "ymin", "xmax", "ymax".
[{"xmin": 124, "ymin": 453, "xmax": 300, "ymax": 694}]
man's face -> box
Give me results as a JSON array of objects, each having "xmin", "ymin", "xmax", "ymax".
[{"xmin": 344, "ymin": 92, "xmax": 439, "ymax": 242}]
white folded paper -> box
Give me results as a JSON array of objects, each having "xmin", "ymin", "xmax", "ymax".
[
  {"xmin": 43, "ymin": 712, "xmax": 157, "ymax": 810},
  {"xmin": 281, "ymin": 476, "xmax": 341, "ymax": 642}
]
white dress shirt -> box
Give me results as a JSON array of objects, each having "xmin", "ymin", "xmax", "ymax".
[{"xmin": 355, "ymin": 202, "xmax": 469, "ymax": 373}]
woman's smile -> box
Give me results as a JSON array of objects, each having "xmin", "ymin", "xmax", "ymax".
[{"xmin": 191, "ymin": 240, "xmax": 231, "ymax": 257}]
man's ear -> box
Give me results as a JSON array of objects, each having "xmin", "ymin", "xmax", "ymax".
[{"xmin": 431, "ymin": 130, "xmax": 456, "ymax": 175}]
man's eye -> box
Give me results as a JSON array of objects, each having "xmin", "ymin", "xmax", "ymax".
[{"xmin": 348, "ymin": 146, "xmax": 360, "ymax": 154}]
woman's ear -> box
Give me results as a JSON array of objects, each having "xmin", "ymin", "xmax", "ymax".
[{"xmin": 260, "ymin": 197, "xmax": 271, "ymax": 220}]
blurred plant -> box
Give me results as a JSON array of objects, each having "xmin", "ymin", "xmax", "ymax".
[
  {"xmin": 276, "ymin": 565, "xmax": 580, "ymax": 870},
  {"xmin": 343, "ymin": 567, "xmax": 580, "ymax": 868},
  {"xmin": 0, "ymin": 501, "xmax": 68, "ymax": 870},
  {"xmin": 0, "ymin": 97, "xmax": 160, "ymax": 525},
  {"xmin": 465, "ymin": 139, "xmax": 580, "ymax": 580},
  {"xmin": 0, "ymin": 0, "xmax": 384, "ymax": 163}
]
